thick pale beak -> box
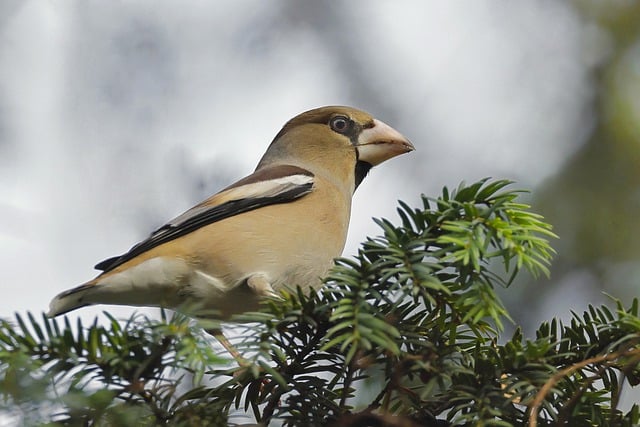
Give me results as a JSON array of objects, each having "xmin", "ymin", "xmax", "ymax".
[{"xmin": 356, "ymin": 119, "xmax": 415, "ymax": 166}]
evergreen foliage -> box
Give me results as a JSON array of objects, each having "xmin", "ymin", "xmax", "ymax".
[{"xmin": 1, "ymin": 179, "xmax": 638, "ymax": 426}]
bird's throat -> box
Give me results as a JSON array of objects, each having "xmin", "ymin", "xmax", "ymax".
[{"xmin": 354, "ymin": 161, "xmax": 373, "ymax": 190}]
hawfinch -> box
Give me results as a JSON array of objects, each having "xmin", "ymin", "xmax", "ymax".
[{"xmin": 48, "ymin": 106, "xmax": 414, "ymax": 319}]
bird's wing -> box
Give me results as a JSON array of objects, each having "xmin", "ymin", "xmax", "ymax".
[{"xmin": 94, "ymin": 165, "xmax": 315, "ymax": 273}]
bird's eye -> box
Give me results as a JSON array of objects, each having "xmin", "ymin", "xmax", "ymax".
[{"xmin": 330, "ymin": 115, "xmax": 351, "ymax": 134}]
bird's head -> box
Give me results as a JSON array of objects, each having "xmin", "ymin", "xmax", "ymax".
[{"xmin": 257, "ymin": 106, "xmax": 414, "ymax": 190}]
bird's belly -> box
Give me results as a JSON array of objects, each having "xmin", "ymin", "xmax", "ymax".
[{"xmin": 192, "ymin": 193, "xmax": 349, "ymax": 297}]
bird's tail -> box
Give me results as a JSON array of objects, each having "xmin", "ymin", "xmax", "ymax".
[{"xmin": 47, "ymin": 282, "xmax": 95, "ymax": 317}]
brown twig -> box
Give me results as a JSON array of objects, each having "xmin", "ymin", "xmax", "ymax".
[
  {"xmin": 556, "ymin": 364, "xmax": 605, "ymax": 425},
  {"xmin": 527, "ymin": 347, "xmax": 640, "ymax": 427}
]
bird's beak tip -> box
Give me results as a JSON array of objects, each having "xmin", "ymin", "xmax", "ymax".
[
  {"xmin": 356, "ymin": 118, "xmax": 415, "ymax": 165},
  {"xmin": 400, "ymin": 139, "xmax": 416, "ymax": 152}
]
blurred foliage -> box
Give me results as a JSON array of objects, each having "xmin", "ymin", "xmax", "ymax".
[
  {"xmin": 1, "ymin": 179, "xmax": 639, "ymax": 426},
  {"xmin": 530, "ymin": 0, "xmax": 640, "ymax": 305}
]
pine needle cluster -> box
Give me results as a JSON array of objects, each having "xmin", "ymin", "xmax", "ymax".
[{"xmin": 1, "ymin": 179, "xmax": 639, "ymax": 426}]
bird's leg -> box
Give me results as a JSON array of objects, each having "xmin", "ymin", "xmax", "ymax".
[
  {"xmin": 206, "ymin": 328, "xmax": 249, "ymax": 367},
  {"xmin": 207, "ymin": 275, "xmax": 275, "ymax": 368}
]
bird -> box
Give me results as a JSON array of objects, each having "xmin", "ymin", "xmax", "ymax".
[{"xmin": 47, "ymin": 106, "xmax": 414, "ymax": 322}]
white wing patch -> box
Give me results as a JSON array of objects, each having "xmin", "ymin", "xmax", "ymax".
[
  {"xmin": 167, "ymin": 174, "xmax": 315, "ymax": 227},
  {"xmin": 229, "ymin": 174, "xmax": 315, "ymax": 199}
]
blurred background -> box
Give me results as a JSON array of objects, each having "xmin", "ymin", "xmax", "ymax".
[{"xmin": 1, "ymin": 0, "xmax": 639, "ymax": 379}]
